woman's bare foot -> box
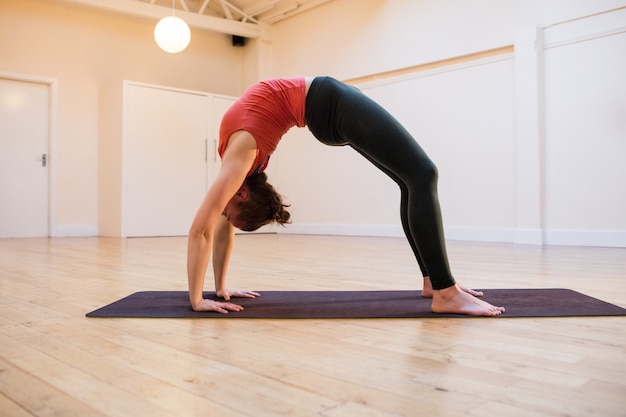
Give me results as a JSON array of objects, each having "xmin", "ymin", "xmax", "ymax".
[
  {"xmin": 421, "ymin": 276, "xmax": 484, "ymax": 298},
  {"xmin": 431, "ymin": 284, "xmax": 505, "ymax": 316}
]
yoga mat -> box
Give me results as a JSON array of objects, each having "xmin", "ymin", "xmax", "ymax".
[{"xmin": 86, "ymin": 289, "xmax": 626, "ymax": 318}]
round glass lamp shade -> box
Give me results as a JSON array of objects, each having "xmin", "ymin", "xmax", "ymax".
[{"xmin": 154, "ymin": 16, "xmax": 191, "ymax": 53}]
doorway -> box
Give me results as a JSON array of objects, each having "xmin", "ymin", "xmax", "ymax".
[{"xmin": 0, "ymin": 75, "xmax": 54, "ymax": 238}]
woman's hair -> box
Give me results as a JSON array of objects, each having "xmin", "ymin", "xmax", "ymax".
[{"xmin": 236, "ymin": 172, "xmax": 291, "ymax": 232}]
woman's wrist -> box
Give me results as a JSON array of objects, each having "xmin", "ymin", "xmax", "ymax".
[{"xmin": 190, "ymin": 294, "xmax": 204, "ymax": 308}]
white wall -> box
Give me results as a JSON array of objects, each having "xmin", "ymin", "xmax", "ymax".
[
  {"xmin": 359, "ymin": 55, "xmax": 518, "ymax": 241},
  {"xmin": 0, "ymin": 0, "xmax": 244, "ymax": 236},
  {"xmin": 543, "ymin": 11, "xmax": 626, "ymax": 246},
  {"xmin": 266, "ymin": 0, "xmax": 626, "ymax": 247},
  {"xmin": 268, "ymin": 0, "xmax": 626, "ymax": 80},
  {"xmin": 1, "ymin": 0, "xmax": 624, "ymax": 246}
]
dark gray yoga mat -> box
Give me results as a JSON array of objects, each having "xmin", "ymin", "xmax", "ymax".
[{"xmin": 86, "ymin": 288, "xmax": 626, "ymax": 318}]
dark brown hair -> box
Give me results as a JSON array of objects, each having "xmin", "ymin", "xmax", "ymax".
[{"xmin": 236, "ymin": 172, "xmax": 291, "ymax": 232}]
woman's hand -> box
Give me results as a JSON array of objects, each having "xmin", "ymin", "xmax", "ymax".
[
  {"xmin": 192, "ymin": 298, "xmax": 245, "ymax": 314},
  {"xmin": 191, "ymin": 290, "xmax": 260, "ymax": 313},
  {"xmin": 216, "ymin": 289, "xmax": 261, "ymax": 301}
]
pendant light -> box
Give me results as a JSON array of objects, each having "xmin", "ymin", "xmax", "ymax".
[{"xmin": 154, "ymin": 0, "xmax": 191, "ymax": 53}]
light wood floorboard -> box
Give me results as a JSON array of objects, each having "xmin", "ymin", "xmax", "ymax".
[{"xmin": 1, "ymin": 234, "xmax": 625, "ymax": 416}]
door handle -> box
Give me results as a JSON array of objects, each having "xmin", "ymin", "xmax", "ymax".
[{"xmin": 41, "ymin": 153, "xmax": 47, "ymax": 167}]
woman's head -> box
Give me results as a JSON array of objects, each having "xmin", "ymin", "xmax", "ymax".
[{"xmin": 227, "ymin": 172, "xmax": 291, "ymax": 232}]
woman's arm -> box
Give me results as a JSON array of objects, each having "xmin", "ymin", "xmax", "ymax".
[
  {"xmin": 186, "ymin": 131, "xmax": 257, "ymax": 312},
  {"xmin": 212, "ymin": 216, "xmax": 261, "ymax": 301},
  {"xmin": 212, "ymin": 215, "xmax": 235, "ymax": 295}
]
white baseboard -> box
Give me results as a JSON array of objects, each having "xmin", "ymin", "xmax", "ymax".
[
  {"xmin": 282, "ymin": 223, "xmax": 517, "ymax": 243},
  {"xmin": 279, "ymin": 223, "xmax": 404, "ymax": 237},
  {"xmin": 513, "ymin": 228, "xmax": 545, "ymax": 245},
  {"xmin": 51, "ymin": 222, "xmax": 623, "ymax": 247},
  {"xmin": 544, "ymin": 229, "xmax": 626, "ymax": 248},
  {"xmin": 279, "ymin": 223, "xmax": 626, "ymax": 248},
  {"xmin": 51, "ymin": 224, "xmax": 99, "ymax": 237},
  {"xmin": 443, "ymin": 227, "xmax": 516, "ymax": 243}
]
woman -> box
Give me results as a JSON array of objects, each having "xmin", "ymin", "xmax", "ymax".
[{"xmin": 187, "ymin": 76, "xmax": 505, "ymax": 316}]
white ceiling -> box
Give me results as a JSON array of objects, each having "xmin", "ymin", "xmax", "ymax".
[
  {"xmin": 140, "ymin": 0, "xmax": 334, "ymax": 24},
  {"xmin": 62, "ymin": 0, "xmax": 334, "ymax": 38}
]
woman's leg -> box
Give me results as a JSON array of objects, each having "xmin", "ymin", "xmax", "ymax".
[
  {"xmin": 306, "ymin": 77, "xmax": 504, "ymax": 315},
  {"xmin": 349, "ymin": 147, "xmax": 430, "ymax": 279},
  {"xmin": 306, "ymin": 77, "xmax": 453, "ymax": 289}
]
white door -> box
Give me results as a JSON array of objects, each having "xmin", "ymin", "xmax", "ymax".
[
  {"xmin": 0, "ymin": 78, "xmax": 49, "ymax": 238},
  {"xmin": 123, "ymin": 84, "xmax": 209, "ymax": 237}
]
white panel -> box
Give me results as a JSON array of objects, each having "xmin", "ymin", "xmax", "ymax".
[
  {"xmin": 513, "ymin": 27, "xmax": 545, "ymax": 245},
  {"xmin": 123, "ymin": 83, "xmax": 209, "ymax": 237},
  {"xmin": 544, "ymin": 31, "xmax": 626, "ymax": 244},
  {"xmin": 0, "ymin": 78, "xmax": 49, "ymax": 237},
  {"xmin": 544, "ymin": 7, "xmax": 626, "ymax": 48}
]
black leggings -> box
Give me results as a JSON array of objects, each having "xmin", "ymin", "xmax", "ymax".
[{"xmin": 305, "ymin": 76, "xmax": 456, "ymax": 290}]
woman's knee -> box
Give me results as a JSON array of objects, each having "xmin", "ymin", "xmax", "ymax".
[
  {"xmin": 412, "ymin": 159, "xmax": 438, "ymax": 190},
  {"xmin": 425, "ymin": 161, "xmax": 438, "ymax": 182}
]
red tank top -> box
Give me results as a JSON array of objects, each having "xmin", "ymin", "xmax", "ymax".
[{"xmin": 218, "ymin": 78, "xmax": 307, "ymax": 176}]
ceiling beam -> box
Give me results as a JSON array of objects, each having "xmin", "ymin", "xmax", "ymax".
[
  {"xmin": 62, "ymin": 0, "xmax": 260, "ymax": 38},
  {"xmin": 262, "ymin": 0, "xmax": 333, "ymax": 24}
]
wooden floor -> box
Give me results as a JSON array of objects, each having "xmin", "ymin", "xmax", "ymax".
[{"xmin": 1, "ymin": 234, "xmax": 625, "ymax": 417}]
